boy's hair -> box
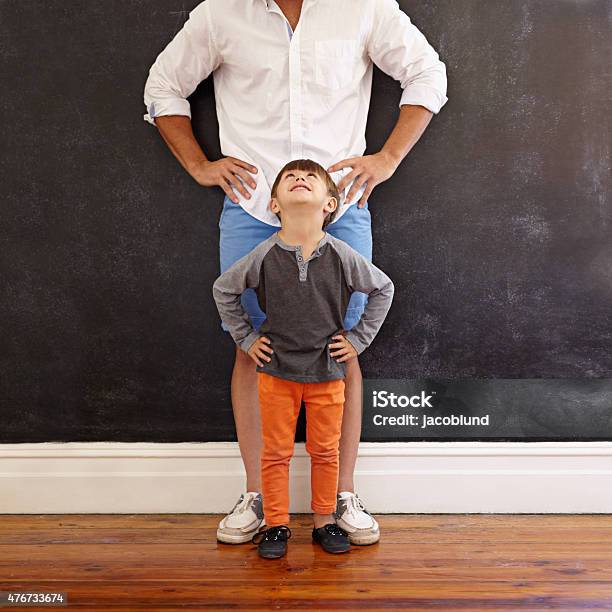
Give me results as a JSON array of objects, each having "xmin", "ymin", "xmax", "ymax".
[{"xmin": 270, "ymin": 159, "xmax": 340, "ymax": 229}]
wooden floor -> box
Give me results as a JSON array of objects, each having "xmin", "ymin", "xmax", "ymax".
[{"xmin": 1, "ymin": 514, "xmax": 612, "ymax": 610}]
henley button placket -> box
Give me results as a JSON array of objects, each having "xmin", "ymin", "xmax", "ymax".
[{"xmin": 296, "ymin": 247, "xmax": 307, "ymax": 281}]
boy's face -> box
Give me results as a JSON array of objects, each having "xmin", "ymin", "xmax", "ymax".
[{"xmin": 270, "ymin": 169, "xmax": 337, "ymax": 224}]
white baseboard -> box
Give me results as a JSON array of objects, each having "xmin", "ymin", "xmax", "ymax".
[{"xmin": 1, "ymin": 441, "xmax": 611, "ymax": 513}]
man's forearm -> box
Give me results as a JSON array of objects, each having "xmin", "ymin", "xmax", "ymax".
[
  {"xmin": 380, "ymin": 104, "xmax": 434, "ymax": 167},
  {"xmin": 328, "ymin": 103, "xmax": 436, "ymax": 205},
  {"xmin": 154, "ymin": 115, "xmax": 208, "ymax": 176},
  {"xmin": 153, "ymin": 115, "xmax": 258, "ymax": 203}
]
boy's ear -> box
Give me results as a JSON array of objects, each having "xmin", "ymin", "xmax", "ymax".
[
  {"xmin": 324, "ymin": 196, "xmax": 338, "ymax": 214},
  {"xmin": 269, "ymin": 197, "xmax": 280, "ymax": 213}
]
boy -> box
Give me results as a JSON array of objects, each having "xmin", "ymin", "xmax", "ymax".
[{"xmin": 213, "ymin": 159, "xmax": 394, "ymax": 559}]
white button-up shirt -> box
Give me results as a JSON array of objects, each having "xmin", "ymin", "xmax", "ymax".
[{"xmin": 143, "ymin": 0, "xmax": 448, "ymax": 226}]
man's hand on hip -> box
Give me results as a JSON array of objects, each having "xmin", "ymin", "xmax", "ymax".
[
  {"xmin": 327, "ymin": 151, "xmax": 400, "ymax": 208},
  {"xmin": 189, "ymin": 157, "xmax": 258, "ymax": 204}
]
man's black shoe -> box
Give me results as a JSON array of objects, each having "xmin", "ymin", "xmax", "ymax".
[
  {"xmin": 312, "ymin": 523, "xmax": 351, "ymax": 553},
  {"xmin": 251, "ymin": 525, "xmax": 291, "ymax": 559}
]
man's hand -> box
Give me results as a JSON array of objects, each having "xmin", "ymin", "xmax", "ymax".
[
  {"xmin": 189, "ymin": 157, "xmax": 258, "ymax": 204},
  {"xmin": 246, "ymin": 336, "xmax": 273, "ymax": 367},
  {"xmin": 329, "ymin": 334, "xmax": 358, "ymax": 363},
  {"xmin": 327, "ymin": 151, "xmax": 399, "ymax": 208}
]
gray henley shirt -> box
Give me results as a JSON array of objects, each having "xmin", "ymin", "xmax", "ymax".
[{"xmin": 213, "ymin": 231, "xmax": 394, "ymax": 383}]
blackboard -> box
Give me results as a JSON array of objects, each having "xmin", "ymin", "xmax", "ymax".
[{"xmin": 1, "ymin": 1, "xmax": 610, "ymax": 443}]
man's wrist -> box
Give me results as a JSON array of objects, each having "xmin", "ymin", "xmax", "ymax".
[
  {"xmin": 186, "ymin": 157, "xmax": 209, "ymax": 176},
  {"xmin": 377, "ymin": 149, "xmax": 402, "ymax": 171}
]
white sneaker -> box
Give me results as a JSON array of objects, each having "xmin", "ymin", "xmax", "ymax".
[
  {"xmin": 216, "ymin": 492, "xmax": 265, "ymax": 544},
  {"xmin": 334, "ymin": 491, "xmax": 380, "ymax": 545}
]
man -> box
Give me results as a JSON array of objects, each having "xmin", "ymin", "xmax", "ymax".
[{"xmin": 143, "ymin": 0, "xmax": 448, "ymax": 545}]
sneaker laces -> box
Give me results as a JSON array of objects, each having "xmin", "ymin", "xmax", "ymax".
[
  {"xmin": 344, "ymin": 493, "xmax": 367, "ymax": 519},
  {"xmin": 252, "ymin": 525, "xmax": 292, "ymax": 545},
  {"xmin": 229, "ymin": 493, "xmax": 255, "ymax": 516},
  {"xmin": 323, "ymin": 523, "xmax": 348, "ymax": 537}
]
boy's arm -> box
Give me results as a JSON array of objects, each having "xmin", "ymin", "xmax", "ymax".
[
  {"xmin": 212, "ymin": 247, "xmax": 266, "ymax": 354},
  {"xmin": 335, "ymin": 243, "xmax": 395, "ymax": 355}
]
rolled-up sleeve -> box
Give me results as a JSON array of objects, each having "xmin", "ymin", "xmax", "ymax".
[
  {"xmin": 143, "ymin": 0, "xmax": 221, "ymax": 127},
  {"xmin": 366, "ymin": 0, "xmax": 448, "ymax": 114}
]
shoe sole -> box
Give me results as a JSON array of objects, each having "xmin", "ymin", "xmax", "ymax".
[
  {"xmin": 348, "ymin": 531, "xmax": 379, "ymax": 545},
  {"xmin": 312, "ymin": 539, "xmax": 351, "ymax": 553},
  {"xmin": 258, "ymin": 550, "xmax": 287, "ymax": 559},
  {"xmin": 335, "ymin": 519, "xmax": 380, "ymax": 545},
  {"xmin": 216, "ymin": 528, "xmax": 261, "ymax": 544}
]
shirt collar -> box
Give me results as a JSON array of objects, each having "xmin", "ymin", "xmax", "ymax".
[
  {"xmin": 258, "ymin": 0, "xmax": 316, "ymax": 10},
  {"xmin": 273, "ymin": 231, "xmax": 329, "ymax": 256}
]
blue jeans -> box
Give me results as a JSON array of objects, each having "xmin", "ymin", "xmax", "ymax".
[{"xmin": 218, "ymin": 196, "xmax": 372, "ymax": 332}]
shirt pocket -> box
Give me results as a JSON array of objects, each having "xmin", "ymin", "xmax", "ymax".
[{"xmin": 314, "ymin": 39, "xmax": 358, "ymax": 91}]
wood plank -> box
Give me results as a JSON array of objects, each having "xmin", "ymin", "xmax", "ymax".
[
  {"xmin": 1, "ymin": 544, "xmax": 612, "ymax": 582},
  {"xmin": 2, "ymin": 524, "xmax": 612, "ymax": 544},
  {"xmin": 2, "ymin": 515, "xmax": 612, "ymax": 545},
  {"xmin": 1, "ymin": 580, "xmax": 612, "ymax": 609},
  {"xmin": 2, "ymin": 514, "xmax": 611, "ymax": 530}
]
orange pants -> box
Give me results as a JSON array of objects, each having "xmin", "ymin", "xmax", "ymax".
[{"xmin": 257, "ymin": 371, "xmax": 345, "ymax": 527}]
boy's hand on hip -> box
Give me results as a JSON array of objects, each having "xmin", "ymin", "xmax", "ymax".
[
  {"xmin": 247, "ymin": 336, "xmax": 273, "ymax": 367},
  {"xmin": 189, "ymin": 157, "xmax": 258, "ymax": 204},
  {"xmin": 329, "ymin": 334, "xmax": 358, "ymax": 363},
  {"xmin": 327, "ymin": 151, "xmax": 399, "ymax": 208}
]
